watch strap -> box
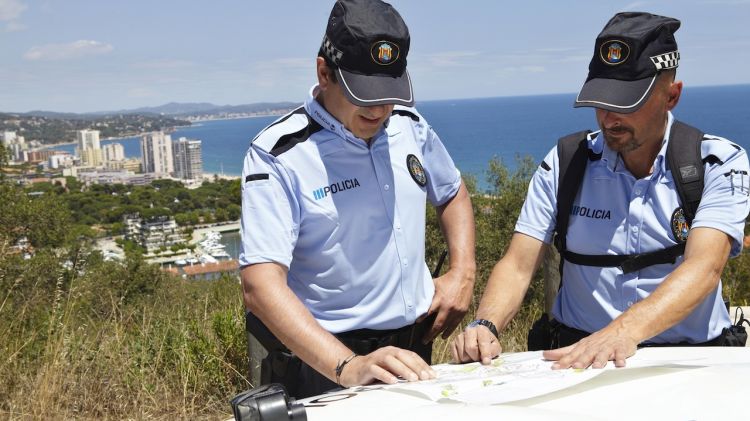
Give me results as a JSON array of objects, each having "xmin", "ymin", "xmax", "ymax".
[{"xmin": 468, "ymin": 319, "xmax": 499, "ymax": 338}]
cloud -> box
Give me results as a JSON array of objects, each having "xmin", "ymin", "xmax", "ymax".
[
  {"xmin": 132, "ymin": 59, "xmax": 195, "ymax": 70},
  {"xmin": 24, "ymin": 40, "xmax": 114, "ymax": 61},
  {"xmin": 620, "ymin": 1, "xmax": 649, "ymax": 10},
  {"xmin": 0, "ymin": 0, "xmax": 25, "ymax": 21},
  {"xmin": 3, "ymin": 19, "xmax": 23, "ymax": 31},
  {"xmin": 127, "ymin": 87, "xmax": 157, "ymax": 98},
  {"xmin": 256, "ymin": 57, "xmax": 310, "ymax": 70},
  {"xmin": 423, "ymin": 51, "xmax": 481, "ymax": 67}
]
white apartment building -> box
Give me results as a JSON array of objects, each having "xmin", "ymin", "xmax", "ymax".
[
  {"xmin": 103, "ymin": 142, "xmax": 125, "ymax": 163},
  {"xmin": 141, "ymin": 131, "xmax": 174, "ymax": 175},
  {"xmin": 76, "ymin": 129, "xmax": 102, "ymax": 167},
  {"xmin": 124, "ymin": 214, "xmax": 185, "ymax": 253},
  {"xmin": 172, "ymin": 137, "xmax": 203, "ymax": 180}
]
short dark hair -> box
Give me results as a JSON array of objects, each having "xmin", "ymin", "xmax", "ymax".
[{"xmin": 318, "ymin": 52, "xmax": 338, "ymax": 83}]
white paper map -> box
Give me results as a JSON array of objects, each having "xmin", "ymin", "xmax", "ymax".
[{"xmin": 381, "ymin": 351, "xmax": 606, "ymax": 405}]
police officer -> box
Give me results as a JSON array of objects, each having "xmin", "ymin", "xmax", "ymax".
[
  {"xmin": 240, "ymin": 0, "xmax": 476, "ymax": 398},
  {"xmin": 452, "ymin": 12, "xmax": 750, "ymax": 368}
]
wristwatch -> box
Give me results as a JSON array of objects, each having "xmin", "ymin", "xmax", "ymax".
[{"xmin": 467, "ymin": 319, "xmax": 499, "ymax": 338}]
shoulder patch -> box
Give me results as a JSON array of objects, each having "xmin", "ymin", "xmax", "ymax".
[
  {"xmin": 270, "ymin": 112, "xmax": 323, "ymax": 157},
  {"xmin": 391, "ymin": 108, "xmax": 420, "ymax": 122},
  {"xmin": 701, "ymin": 135, "xmax": 744, "ymax": 167}
]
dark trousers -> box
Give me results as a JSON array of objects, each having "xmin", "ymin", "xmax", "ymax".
[
  {"xmin": 260, "ymin": 315, "xmax": 434, "ymax": 399},
  {"xmin": 550, "ymin": 318, "xmax": 748, "ymax": 349}
]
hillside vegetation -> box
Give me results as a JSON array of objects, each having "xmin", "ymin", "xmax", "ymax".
[{"xmin": 2, "ymin": 146, "xmax": 749, "ymax": 419}]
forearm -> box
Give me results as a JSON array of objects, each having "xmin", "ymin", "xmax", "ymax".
[
  {"xmin": 606, "ymin": 227, "xmax": 730, "ymax": 343},
  {"xmin": 436, "ymin": 181, "xmax": 476, "ymax": 277},
  {"xmin": 242, "ymin": 264, "xmax": 353, "ymax": 383},
  {"xmin": 476, "ymin": 233, "xmax": 546, "ymax": 331}
]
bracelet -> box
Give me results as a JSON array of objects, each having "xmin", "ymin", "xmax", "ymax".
[{"xmin": 335, "ymin": 353, "xmax": 358, "ymax": 387}]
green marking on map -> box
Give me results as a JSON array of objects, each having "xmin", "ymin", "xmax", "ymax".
[
  {"xmin": 460, "ymin": 365, "xmax": 479, "ymax": 373},
  {"xmin": 441, "ymin": 384, "xmax": 457, "ymax": 397},
  {"xmin": 491, "ymin": 358, "xmax": 504, "ymax": 367}
]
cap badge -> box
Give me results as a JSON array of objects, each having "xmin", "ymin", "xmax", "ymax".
[
  {"xmin": 406, "ymin": 154, "xmax": 426, "ymax": 187},
  {"xmin": 600, "ymin": 40, "xmax": 630, "ymax": 65},
  {"xmin": 371, "ymin": 41, "xmax": 399, "ymax": 65},
  {"xmin": 671, "ymin": 207, "xmax": 690, "ymax": 242}
]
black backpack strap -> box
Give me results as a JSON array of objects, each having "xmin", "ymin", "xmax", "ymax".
[
  {"xmin": 553, "ymin": 130, "xmax": 592, "ymax": 286},
  {"xmin": 554, "ymin": 130, "xmax": 592, "ymax": 254},
  {"xmin": 563, "ymin": 243, "xmax": 686, "ymax": 274},
  {"xmin": 666, "ymin": 120, "xmax": 705, "ymax": 225}
]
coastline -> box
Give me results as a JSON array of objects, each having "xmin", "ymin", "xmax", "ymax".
[{"xmin": 202, "ymin": 172, "xmax": 241, "ymax": 181}]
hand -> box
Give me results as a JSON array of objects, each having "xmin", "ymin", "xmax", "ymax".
[
  {"xmin": 338, "ymin": 346, "xmax": 437, "ymax": 387},
  {"xmin": 421, "ymin": 268, "xmax": 474, "ymax": 343},
  {"xmin": 542, "ymin": 327, "xmax": 638, "ymax": 369},
  {"xmin": 451, "ymin": 325, "xmax": 501, "ymax": 365}
]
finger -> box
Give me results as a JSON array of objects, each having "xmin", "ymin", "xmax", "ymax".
[
  {"xmin": 369, "ymin": 363, "xmax": 399, "ymax": 385},
  {"xmin": 451, "ymin": 333, "xmax": 464, "ymax": 363},
  {"xmin": 613, "ymin": 347, "xmax": 628, "ymax": 368},
  {"xmin": 463, "ymin": 327, "xmax": 481, "ymax": 362},
  {"xmin": 397, "ymin": 349, "xmax": 436, "ymax": 380},
  {"xmin": 440, "ymin": 313, "xmax": 463, "ymax": 340},
  {"xmin": 591, "ymin": 350, "xmax": 609, "ymax": 369},
  {"xmin": 381, "ymin": 352, "xmax": 426, "ymax": 382},
  {"xmin": 478, "ymin": 332, "xmax": 500, "ymax": 365},
  {"xmin": 422, "ymin": 309, "xmax": 447, "ymax": 344},
  {"xmin": 543, "ymin": 344, "xmax": 574, "ymax": 362}
]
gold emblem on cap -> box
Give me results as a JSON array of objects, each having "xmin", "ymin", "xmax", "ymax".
[
  {"xmin": 370, "ymin": 40, "xmax": 400, "ymax": 66},
  {"xmin": 599, "ymin": 39, "xmax": 630, "ymax": 66}
]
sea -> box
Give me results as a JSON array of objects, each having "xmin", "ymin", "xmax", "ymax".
[
  {"xmin": 50, "ymin": 84, "xmax": 750, "ymax": 192},
  {"xmin": 46, "ymin": 84, "xmax": 749, "ymax": 258}
]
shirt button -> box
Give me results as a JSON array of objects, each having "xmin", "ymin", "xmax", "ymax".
[
  {"xmin": 384, "ymin": 184, "xmax": 390, "ymax": 190},
  {"xmin": 631, "ymin": 226, "xmax": 639, "ymax": 232},
  {"xmin": 634, "ymin": 188, "xmax": 641, "ymax": 195},
  {"xmin": 627, "ymin": 301, "xmax": 634, "ymax": 307},
  {"xmin": 403, "ymin": 258, "xmax": 408, "ymax": 266}
]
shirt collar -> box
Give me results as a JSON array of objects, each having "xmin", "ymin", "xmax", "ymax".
[
  {"xmin": 304, "ymin": 85, "xmax": 388, "ymax": 147},
  {"xmin": 593, "ymin": 111, "xmax": 675, "ymax": 177}
]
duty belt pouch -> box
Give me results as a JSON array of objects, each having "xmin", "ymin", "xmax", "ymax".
[
  {"xmin": 261, "ymin": 350, "xmax": 300, "ymax": 388},
  {"xmin": 527, "ymin": 313, "xmax": 553, "ymax": 351},
  {"xmin": 720, "ymin": 309, "xmax": 750, "ymax": 347}
]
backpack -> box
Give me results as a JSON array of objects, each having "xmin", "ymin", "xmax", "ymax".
[
  {"xmin": 553, "ymin": 120, "xmax": 705, "ymax": 275},
  {"xmin": 527, "ymin": 121, "xmax": 720, "ymax": 351}
]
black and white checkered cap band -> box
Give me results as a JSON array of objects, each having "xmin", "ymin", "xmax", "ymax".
[
  {"xmin": 321, "ymin": 35, "xmax": 343, "ymax": 65},
  {"xmin": 650, "ymin": 51, "xmax": 679, "ymax": 70}
]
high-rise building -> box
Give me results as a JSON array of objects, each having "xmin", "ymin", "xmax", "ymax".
[
  {"xmin": 76, "ymin": 129, "xmax": 102, "ymax": 166},
  {"xmin": 1, "ymin": 131, "xmax": 17, "ymax": 146},
  {"xmin": 172, "ymin": 137, "xmax": 203, "ymax": 180},
  {"xmin": 103, "ymin": 142, "xmax": 125, "ymax": 163},
  {"xmin": 140, "ymin": 131, "xmax": 174, "ymax": 175}
]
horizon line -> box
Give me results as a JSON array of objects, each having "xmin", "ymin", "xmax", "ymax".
[{"xmin": 3, "ymin": 82, "xmax": 749, "ymax": 116}]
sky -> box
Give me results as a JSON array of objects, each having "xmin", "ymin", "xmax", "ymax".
[{"xmin": 1, "ymin": 0, "xmax": 749, "ymax": 113}]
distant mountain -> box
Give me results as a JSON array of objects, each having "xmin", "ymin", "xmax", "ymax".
[{"xmin": 8, "ymin": 101, "xmax": 299, "ymax": 119}]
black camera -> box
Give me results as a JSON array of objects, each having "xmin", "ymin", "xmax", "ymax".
[{"xmin": 231, "ymin": 383, "xmax": 307, "ymax": 421}]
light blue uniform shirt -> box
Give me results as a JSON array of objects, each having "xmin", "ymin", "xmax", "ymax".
[
  {"xmin": 516, "ymin": 112, "xmax": 750, "ymax": 344},
  {"xmin": 239, "ymin": 86, "xmax": 461, "ymax": 333}
]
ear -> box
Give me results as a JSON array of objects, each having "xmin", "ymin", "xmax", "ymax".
[
  {"xmin": 316, "ymin": 57, "xmax": 331, "ymax": 89},
  {"xmin": 665, "ymin": 80, "xmax": 683, "ymax": 111}
]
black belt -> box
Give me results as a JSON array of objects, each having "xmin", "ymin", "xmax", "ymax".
[
  {"xmin": 551, "ymin": 319, "xmax": 728, "ymax": 348},
  {"xmin": 335, "ymin": 316, "xmax": 432, "ymax": 356}
]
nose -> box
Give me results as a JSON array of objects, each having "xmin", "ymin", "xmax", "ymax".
[
  {"xmin": 597, "ymin": 109, "xmax": 621, "ymax": 128},
  {"xmin": 363, "ymin": 104, "xmax": 388, "ymax": 118}
]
